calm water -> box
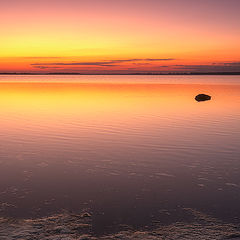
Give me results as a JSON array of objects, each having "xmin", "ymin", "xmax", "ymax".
[{"xmin": 0, "ymin": 75, "xmax": 240, "ymax": 238}]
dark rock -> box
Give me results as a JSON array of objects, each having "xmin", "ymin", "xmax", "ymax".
[{"xmin": 195, "ymin": 94, "xmax": 211, "ymax": 102}]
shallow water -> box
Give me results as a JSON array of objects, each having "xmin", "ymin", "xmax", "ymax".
[{"xmin": 0, "ymin": 75, "xmax": 240, "ymax": 238}]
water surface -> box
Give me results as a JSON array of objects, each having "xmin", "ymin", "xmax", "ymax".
[{"xmin": 0, "ymin": 75, "xmax": 240, "ymax": 238}]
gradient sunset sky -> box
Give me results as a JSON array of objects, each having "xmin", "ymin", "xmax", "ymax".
[{"xmin": 1, "ymin": 0, "xmax": 240, "ymax": 73}]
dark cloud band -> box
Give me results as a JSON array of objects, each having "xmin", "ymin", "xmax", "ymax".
[{"xmin": 31, "ymin": 58, "xmax": 175, "ymax": 67}]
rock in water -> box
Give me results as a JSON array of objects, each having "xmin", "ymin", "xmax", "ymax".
[{"xmin": 195, "ymin": 94, "xmax": 211, "ymax": 102}]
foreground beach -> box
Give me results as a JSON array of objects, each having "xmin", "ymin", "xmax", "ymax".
[{"xmin": 1, "ymin": 209, "xmax": 240, "ymax": 239}]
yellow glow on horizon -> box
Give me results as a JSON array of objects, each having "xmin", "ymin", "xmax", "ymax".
[{"xmin": 1, "ymin": 0, "xmax": 239, "ymax": 72}]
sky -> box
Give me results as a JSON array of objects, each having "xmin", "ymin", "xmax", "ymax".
[{"xmin": 0, "ymin": 0, "xmax": 240, "ymax": 73}]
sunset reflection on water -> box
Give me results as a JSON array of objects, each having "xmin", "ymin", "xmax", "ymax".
[{"xmin": 0, "ymin": 76, "xmax": 240, "ymax": 234}]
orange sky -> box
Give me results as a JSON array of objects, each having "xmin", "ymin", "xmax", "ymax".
[{"xmin": 1, "ymin": 0, "xmax": 240, "ymax": 73}]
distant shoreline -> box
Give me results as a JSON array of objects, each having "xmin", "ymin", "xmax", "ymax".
[{"xmin": 0, "ymin": 72, "xmax": 240, "ymax": 76}]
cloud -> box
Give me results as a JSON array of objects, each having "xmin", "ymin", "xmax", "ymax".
[
  {"xmin": 31, "ymin": 58, "xmax": 175, "ymax": 68},
  {"xmin": 173, "ymin": 62, "xmax": 240, "ymax": 72},
  {"xmin": 33, "ymin": 66, "xmax": 62, "ymax": 69},
  {"xmin": 30, "ymin": 59, "xmax": 240, "ymax": 73},
  {"xmin": 221, "ymin": 62, "xmax": 240, "ymax": 66}
]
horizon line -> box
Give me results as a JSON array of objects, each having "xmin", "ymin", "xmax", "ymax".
[{"xmin": 0, "ymin": 72, "xmax": 240, "ymax": 76}]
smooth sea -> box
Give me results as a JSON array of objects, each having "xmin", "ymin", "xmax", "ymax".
[{"xmin": 0, "ymin": 75, "xmax": 240, "ymax": 239}]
